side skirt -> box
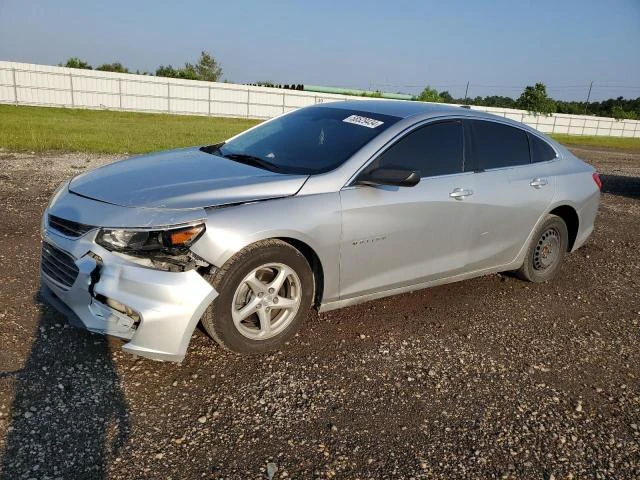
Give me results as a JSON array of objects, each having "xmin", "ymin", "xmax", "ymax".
[{"xmin": 318, "ymin": 261, "xmax": 521, "ymax": 313}]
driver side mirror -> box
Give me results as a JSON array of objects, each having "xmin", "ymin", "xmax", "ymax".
[{"xmin": 356, "ymin": 168, "xmax": 421, "ymax": 187}]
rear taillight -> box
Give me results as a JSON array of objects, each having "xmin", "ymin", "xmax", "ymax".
[{"xmin": 592, "ymin": 172, "xmax": 602, "ymax": 190}]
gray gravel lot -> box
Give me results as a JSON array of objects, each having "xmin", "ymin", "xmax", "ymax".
[{"xmin": 0, "ymin": 147, "xmax": 638, "ymax": 479}]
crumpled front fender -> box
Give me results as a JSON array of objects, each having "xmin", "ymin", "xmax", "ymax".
[{"xmin": 40, "ymin": 227, "xmax": 218, "ymax": 363}]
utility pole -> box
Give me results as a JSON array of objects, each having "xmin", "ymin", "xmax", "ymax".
[
  {"xmin": 464, "ymin": 81, "xmax": 469, "ymax": 104},
  {"xmin": 584, "ymin": 81, "xmax": 593, "ymax": 114}
]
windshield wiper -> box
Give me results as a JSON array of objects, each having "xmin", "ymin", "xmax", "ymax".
[
  {"xmin": 222, "ymin": 153, "xmax": 280, "ymax": 172},
  {"xmin": 200, "ymin": 144, "xmax": 280, "ymax": 172},
  {"xmin": 199, "ymin": 142, "xmax": 225, "ymax": 155}
]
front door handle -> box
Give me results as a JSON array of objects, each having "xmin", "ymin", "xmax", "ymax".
[
  {"xmin": 449, "ymin": 188, "xmax": 473, "ymax": 200},
  {"xmin": 530, "ymin": 178, "xmax": 548, "ymax": 188}
]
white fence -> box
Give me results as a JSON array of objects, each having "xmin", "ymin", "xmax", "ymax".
[
  {"xmin": 1, "ymin": 61, "xmax": 639, "ymax": 138},
  {"xmin": 0, "ymin": 61, "xmax": 353, "ymax": 119}
]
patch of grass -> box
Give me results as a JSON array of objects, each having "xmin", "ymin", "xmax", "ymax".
[
  {"xmin": 550, "ymin": 134, "xmax": 640, "ymax": 151},
  {"xmin": 0, "ymin": 104, "xmax": 260, "ymax": 154},
  {"xmin": 1, "ymin": 104, "xmax": 638, "ymax": 154}
]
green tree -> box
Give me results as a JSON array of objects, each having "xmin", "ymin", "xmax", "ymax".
[
  {"xmin": 611, "ymin": 105, "xmax": 638, "ymax": 120},
  {"xmin": 155, "ymin": 65, "xmax": 179, "ymax": 78},
  {"xmin": 156, "ymin": 64, "xmax": 198, "ymax": 79},
  {"xmin": 156, "ymin": 51, "xmax": 222, "ymax": 82},
  {"xmin": 517, "ymin": 82, "xmax": 556, "ymax": 115},
  {"xmin": 95, "ymin": 62, "xmax": 129, "ymax": 73},
  {"xmin": 416, "ymin": 85, "xmax": 442, "ymax": 103},
  {"xmin": 178, "ymin": 63, "xmax": 199, "ymax": 80},
  {"xmin": 439, "ymin": 90, "xmax": 454, "ymax": 103},
  {"xmin": 482, "ymin": 95, "xmax": 517, "ymax": 108},
  {"xmin": 60, "ymin": 57, "xmax": 92, "ymax": 69},
  {"xmin": 194, "ymin": 50, "xmax": 223, "ymax": 82}
]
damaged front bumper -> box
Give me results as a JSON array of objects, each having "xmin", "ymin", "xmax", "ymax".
[{"xmin": 40, "ymin": 226, "xmax": 218, "ymax": 363}]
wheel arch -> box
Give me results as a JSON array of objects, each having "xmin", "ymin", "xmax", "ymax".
[
  {"xmin": 276, "ymin": 237, "xmax": 325, "ymax": 308},
  {"xmin": 196, "ymin": 230, "xmax": 328, "ymax": 308},
  {"xmin": 548, "ymin": 204, "xmax": 579, "ymax": 251}
]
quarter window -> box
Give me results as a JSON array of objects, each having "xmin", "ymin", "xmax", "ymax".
[
  {"xmin": 370, "ymin": 121, "xmax": 464, "ymax": 177},
  {"xmin": 471, "ymin": 120, "xmax": 530, "ymax": 169},
  {"xmin": 530, "ymin": 134, "xmax": 557, "ymax": 163}
]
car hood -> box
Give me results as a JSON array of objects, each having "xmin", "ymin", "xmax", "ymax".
[{"xmin": 69, "ymin": 147, "xmax": 309, "ymax": 209}]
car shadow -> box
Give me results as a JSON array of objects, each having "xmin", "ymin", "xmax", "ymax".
[
  {"xmin": 0, "ymin": 292, "xmax": 130, "ymax": 480},
  {"xmin": 600, "ymin": 174, "xmax": 640, "ymax": 199}
]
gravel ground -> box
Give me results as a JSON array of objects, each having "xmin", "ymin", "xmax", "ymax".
[{"xmin": 0, "ymin": 146, "xmax": 638, "ymax": 479}]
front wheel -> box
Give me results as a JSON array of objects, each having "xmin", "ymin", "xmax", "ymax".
[
  {"xmin": 200, "ymin": 239, "xmax": 314, "ymax": 353},
  {"xmin": 516, "ymin": 214, "xmax": 569, "ymax": 283}
]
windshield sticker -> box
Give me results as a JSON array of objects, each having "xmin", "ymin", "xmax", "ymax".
[{"xmin": 343, "ymin": 115, "xmax": 384, "ymax": 128}]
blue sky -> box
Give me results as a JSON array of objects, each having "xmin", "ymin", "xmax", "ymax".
[{"xmin": 1, "ymin": 0, "xmax": 638, "ymax": 101}]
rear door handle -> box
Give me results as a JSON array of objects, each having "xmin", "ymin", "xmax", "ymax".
[
  {"xmin": 449, "ymin": 188, "xmax": 473, "ymax": 200},
  {"xmin": 530, "ymin": 178, "xmax": 548, "ymax": 188}
]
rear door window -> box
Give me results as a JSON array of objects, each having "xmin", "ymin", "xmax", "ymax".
[
  {"xmin": 471, "ymin": 120, "xmax": 530, "ymax": 170},
  {"xmin": 370, "ymin": 120, "xmax": 465, "ymax": 177},
  {"xmin": 529, "ymin": 134, "xmax": 557, "ymax": 163}
]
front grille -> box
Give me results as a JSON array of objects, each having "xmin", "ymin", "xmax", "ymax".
[
  {"xmin": 41, "ymin": 242, "xmax": 79, "ymax": 289},
  {"xmin": 48, "ymin": 215, "xmax": 95, "ymax": 238}
]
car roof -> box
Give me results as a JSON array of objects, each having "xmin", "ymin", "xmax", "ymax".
[
  {"xmin": 316, "ymin": 99, "xmax": 527, "ymax": 125},
  {"xmin": 310, "ymin": 99, "xmax": 556, "ymax": 144},
  {"xmin": 318, "ymin": 99, "xmax": 467, "ymax": 119}
]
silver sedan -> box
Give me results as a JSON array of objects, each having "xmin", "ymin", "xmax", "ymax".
[{"xmin": 41, "ymin": 100, "xmax": 601, "ymax": 361}]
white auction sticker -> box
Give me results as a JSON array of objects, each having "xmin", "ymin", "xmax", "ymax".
[{"xmin": 343, "ymin": 115, "xmax": 384, "ymax": 128}]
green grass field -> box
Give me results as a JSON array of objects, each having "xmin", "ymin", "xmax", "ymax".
[
  {"xmin": 549, "ymin": 133, "xmax": 640, "ymax": 151},
  {"xmin": 0, "ymin": 104, "xmax": 260, "ymax": 154},
  {"xmin": 1, "ymin": 104, "xmax": 639, "ymax": 153}
]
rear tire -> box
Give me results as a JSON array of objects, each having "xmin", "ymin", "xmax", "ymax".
[
  {"xmin": 200, "ymin": 239, "xmax": 314, "ymax": 354},
  {"xmin": 516, "ymin": 214, "xmax": 568, "ymax": 283}
]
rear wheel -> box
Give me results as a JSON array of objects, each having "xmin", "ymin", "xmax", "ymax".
[
  {"xmin": 201, "ymin": 239, "xmax": 314, "ymax": 353},
  {"xmin": 516, "ymin": 214, "xmax": 568, "ymax": 283}
]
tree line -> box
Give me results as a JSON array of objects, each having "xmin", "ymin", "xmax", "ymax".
[
  {"xmin": 59, "ymin": 51, "xmax": 223, "ymax": 82},
  {"xmin": 417, "ymin": 83, "xmax": 639, "ymax": 120},
  {"xmin": 59, "ymin": 53, "xmax": 638, "ymax": 120}
]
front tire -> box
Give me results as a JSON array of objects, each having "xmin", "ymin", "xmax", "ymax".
[
  {"xmin": 201, "ymin": 239, "xmax": 314, "ymax": 353},
  {"xmin": 516, "ymin": 214, "xmax": 568, "ymax": 283}
]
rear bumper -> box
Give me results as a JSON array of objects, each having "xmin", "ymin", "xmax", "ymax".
[
  {"xmin": 40, "ymin": 227, "xmax": 217, "ymax": 363},
  {"xmin": 573, "ymin": 190, "xmax": 600, "ymax": 251}
]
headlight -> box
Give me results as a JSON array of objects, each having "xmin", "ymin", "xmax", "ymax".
[{"xmin": 96, "ymin": 224, "xmax": 205, "ymax": 253}]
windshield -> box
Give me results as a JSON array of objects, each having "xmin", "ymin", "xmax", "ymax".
[{"xmin": 214, "ymin": 107, "xmax": 400, "ymax": 175}]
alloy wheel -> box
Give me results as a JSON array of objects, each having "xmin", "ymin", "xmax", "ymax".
[{"xmin": 231, "ymin": 263, "xmax": 302, "ymax": 340}]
